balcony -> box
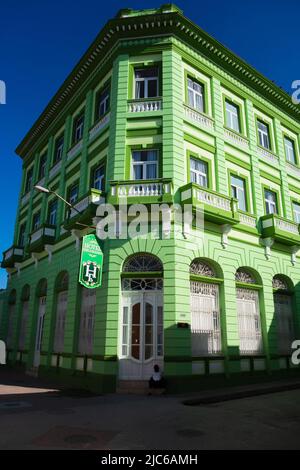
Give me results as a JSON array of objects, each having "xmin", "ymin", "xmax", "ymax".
[
  {"xmin": 183, "ymin": 104, "xmax": 214, "ymax": 132},
  {"xmin": 180, "ymin": 183, "xmax": 240, "ymax": 225},
  {"xmin": 89, "ymin": 113, "xmax": 110, "ymax": 142},
  {"xmin": 64, "ymin": 188, "xmax": 105, "ymax": 230},
  {"xmin": 1, "ymin": 246, "xmax": 24, "ymax": 268},
  {"xmin": 108, "ymin": 179, "xmax": 173, "ymax": 205},
  {"xmin": 28, "ymin": 224, "xmax": 56, "ymax": 253},
  {"xmin": 260, "ymin": 214, "xmax": 300, "ymax": 245},
  {"xmin": 127, "ymin": 98, "xmax": 162, "ymax": 113},
  {"xmin": 257, "ymin": 146, "xmax": 279, "ymax": 167}
]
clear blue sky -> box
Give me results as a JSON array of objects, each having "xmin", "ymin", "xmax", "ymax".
[{"xmin": 0, "ymin": 0, "xmax": 299, "ymax": 288}]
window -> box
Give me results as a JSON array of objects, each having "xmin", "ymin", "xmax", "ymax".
[
  {"xmin": 264, "ymin": 189, "xmax": 278, "ymax": 215},
  {"xmin": 293, "ymin": 202, "xmax": 300, "ymax": 223},
  {"xmin": 18, "ymin": 223, "xmax": 26, "ymax": 248},
  {"xmin": 132, "ymin": 150, "xmax": 158, "ymax": 180},
  {"xmin": 190, "ymin": 157, "xmax": 208, "ymax": 187},
  {"xmin": 48, "ymin": 200, "xmax": 57, "ymax": 226},
  {"xmin": 25, "ymin": 167, "xmax": 33, "ymax": 193},
  {"xmin": 53, "ymin": 135, "xmax": 64, "ymax": 164},
  {"xmin": 187, "ymin": 77, "xmax": 204, "ymax": 112},
  {"xmin": 225, "ymin": 100, "xmax": 240, "ymax": 133},
  {"xmin": 68, "ymin": 184, "xmax": 79, "ymax": 206},
  {"xmin": 134, "ymin": 68, "xmax": 159, "ymax": 99},
  {"xmin": 284, "ymin": 137, "xmax": 296, "ymax": 164},
  {"xmin": 92, "ymin": 165, "xmax": 105, "ymax": 192},
  {"xmin": 95, "ymin": 87, "xmax": 110, "ymax": 120},
  {"xmin": 257, "ymin": 120, "xmax": 271, "ymax": 149},
  {"xmin": 38, "ymin": 153, "xmax": 47, "ymax": 180},
  {"xmin": 231, "ymin": 175, "xmax": 247, "ymax": 212},
  {"xmin": 32, "ymin": 212, "xmax": 41, "ymax": 231},
  {"xmin": 73, "ymin": 113, "xmax": 84, "ymax": 143}
]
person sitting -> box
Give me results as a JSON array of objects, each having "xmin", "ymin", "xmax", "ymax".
[{"xmin": 149, "ymin": 364, "xmax": 165, "ymax": 392}]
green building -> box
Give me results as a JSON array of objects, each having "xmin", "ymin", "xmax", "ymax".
[{"xmin": 1, "ymin": 4, "xmax": 300, "ymax": 393}]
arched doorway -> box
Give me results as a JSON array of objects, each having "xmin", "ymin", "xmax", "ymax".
[
  {"xmin": 119, "ymin": 254, "xmax": 163, "ymax": 380},
  {"xmin": 190, "ymin": 259, "xmax": 222, "ymax": 356},
  {"xmin": 6, "ymin": 289, "xmax": 17, "ymax": 350},
  {"xmin": 273, "ymin": 275, "xmax": 294, "ymax": 355},
  {"xmin": 34, "ymin": 279, "xmax": 47, "ymax": 367},
  {"xmin": 235, "ymin": 268, "xmax": 263, "ymax": 355},
  {"xmin": 19, "ymin": 285, "xmax": 30, "ymax": 351}
]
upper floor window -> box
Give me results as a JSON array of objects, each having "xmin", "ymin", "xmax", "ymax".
[
  {"xmin": 264, "ymin": 189, "xmax": 278, "ymax": 215},
  {"xmin": 257, "ymin": 120, "xmax": 271, "ymax": 149},
  {"xmin": 73, "ymin": 113, "xmax": 84, "ymax": 144},
  {"xmin": 132, "ymin": 150, "xmax": 158, "ymax": 180},
  {"xmin": 134, "ymin": 68, "xmax": 159, "ymax": 99},
  {"xmin": 68, "ymin": 183, "xmax": 79, "ymax": 206},
  {"xmin": 92, "ymin": 165, "xmax": 105, "ymax": 192},
  {"xmin": 95, "ymin": 87, "xmax": 110, "ymax": 121},
  {"xmin": 187, "ymin": 77, "xmax": 204, "ymax": 112},
  {"xmin": 231, "ymin": 175, "xmax": 247, "ymax": 212},
  {"xmin": 48, "ymin": 200, "xmax": 58, "ymax": 226},
  {"xmin": 293, "ymin": 202, "xmax": 300, "ymax": 223},
  {"xmin": 53, "ymin": 135, "xmax": 64, "ymax": 164},
  {"xmin": 25, "ymin": 167, "xmax": 33, "ymax": 193},
  {"xmin": 32, "ymin": 211, "xmax": 41, "ymax": 231},
  {"xmin": 190, "ymin": 157, "xmax": 208, "ymax": 188},
  {"xmin": 284, "ymin": 137, "xmax": 296, "ymax": 164},
  {"xmin": 225, "ymin": 100, "xmax": 240, "ymax": 133},
  {"xmin": 18, "ymin": 223, "xmax": 26, "ymax": 248},
  {"xmin": 38, "ymin": 153, "xmax": 47, "ymax": 180}
]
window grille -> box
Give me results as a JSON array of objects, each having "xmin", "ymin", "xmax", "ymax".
[
  {"xmin": 53, "ymin": 291, "xmax": 68, "ymax": 353},
  {"xmin": 123, "ymin": 254, "xmax": 163, "ymax": 273},
  {"xmin": 236, "ymin": 288, "xmax": 263, "ymax": 355},
  {"xmin": 78, "ymin": 288, "xmax": 96, "ymax": 355}
]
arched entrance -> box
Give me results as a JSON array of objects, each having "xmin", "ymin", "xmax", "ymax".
[{"xmin": 119, "ymin": 254, "xmax": 163, "ymax": 380}]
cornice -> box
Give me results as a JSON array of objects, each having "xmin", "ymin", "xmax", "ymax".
[{"xmin": 16, "ymin": 8, "xmax": 300, "ymax": 159}]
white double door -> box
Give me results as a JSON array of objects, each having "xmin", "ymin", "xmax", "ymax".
[
  {"xmin": 119, "ymin": 291, "xmax": 163, "ymax": 380},
  {"xmin": 34, "ymin": 296, "xmax": 46, "ymax": 367}
]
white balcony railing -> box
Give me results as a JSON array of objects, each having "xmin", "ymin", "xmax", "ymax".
[
  {"xmin": 239, "ymin": 213, "xmax": 257, "ymax": 228},
  {"xmin": 69, "ymin": 191, "xmax": 103, "ymax": 219},
  {"xmin": 30, "ymin": 226, "xmax": 55, "ymax": 244},
  {"xmin": 118, "ymin": 182, "xmax": 163, "ymax": 197},
  {"xmin": 193, "ymin": 188, "xmax": 232, "ymax": 212},
  {"xmin": 49, "ymin": 160, "xmax": 62, "ymax": 179},
  {"xmin": 128, "ymin": 100, "xmax": 162, "ymax": 113},
  {"xmin": 286, "ymin": 162, "xmax": 300, "ymax": 179},
  {"xmin": 89, "ymin": 113, "xmax": 110, "ymax": 141},
  {"xmin": 224, "ymin": 128, "xmax": 249, "ymax": 150},
  {"xmin": 4, "ymin": 247, "xmax": 24, "ymax": 260},
  {"xmin": 183, "ymin": 104, "xmax": 214, "ymax": 131},
  {"xmin": 21, "ymin": 192, "xmax": 30, "ymax": 206},
  {"xmin": 257, "ymin": 147, "xmax": 279, "ymax": 166},
  {"xmin": 67, "ymin": 141, "xmax": 83, "ymax": 162},
  {"xmin": 276, "ymin": 218, "xmax": 299, "ymax": 235}
]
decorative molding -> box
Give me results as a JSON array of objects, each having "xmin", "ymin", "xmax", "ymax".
[
  {"xmin": 260, "ymin": 237, "xmax": 274, "ymax": 260},
  {"xmin": 220, "ymin": 224, "xmax": 232, "ymax": 249}
]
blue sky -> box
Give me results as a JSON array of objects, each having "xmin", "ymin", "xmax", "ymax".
[{"xmin": 0, "ymin": 0, "xmax": 299, "ymax": 288}]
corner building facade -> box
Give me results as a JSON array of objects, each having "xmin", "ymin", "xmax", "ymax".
[{"xmin": 1, "ymin": 5, "xmax": 300, "ymax": 392}]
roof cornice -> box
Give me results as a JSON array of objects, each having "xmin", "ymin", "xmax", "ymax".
[{"xmin": 16, "ymin": 8, "xmax": 300, "ymax": 158}]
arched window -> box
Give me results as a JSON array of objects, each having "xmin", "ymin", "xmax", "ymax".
[
  {"xmin": 123, "ymin": 254, "xmax": 163, "ymax": 273},
  {"xmin": 78, "ymin": 288, "xmax": 96, "ymax": 355},
  {"xmin": 53, "ymin": 272, "xmax": 69, "ymax": 354},
  {"xmin": 235, "ymin": 268, "xmax": 263, "ymax": 355},
  {"xmin": 19, "ymin": 285, "xmax": 30, "ymax": 351},
  {"xmin": 273, "ymin": 275, "xmax": 294, "ymax": 354},
  {"xmin": 7, "ymin": 290, "xmax": 17, "ymax": 349},
  {"xmin": 190, "ymin": 259, "xmax": 222, "ymax": 356}
]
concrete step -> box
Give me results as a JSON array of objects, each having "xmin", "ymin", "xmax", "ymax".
[{"xmin": 116, "ymin": 380, "xmax": 149, "ymax": 395}]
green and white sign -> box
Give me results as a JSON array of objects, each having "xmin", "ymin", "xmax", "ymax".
[{"xmin": 79, "ymin": 234, "xmax": 103, "ymax": 288}]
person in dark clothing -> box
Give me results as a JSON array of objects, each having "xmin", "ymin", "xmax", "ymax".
[{"xmin": 149, "ymin": 364, "xmax": 165, "ymax": 389}]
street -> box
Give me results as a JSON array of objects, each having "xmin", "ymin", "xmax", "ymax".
[{"xmin": 0, "ymin": 371, "xmax": 300, "ymax": 450}]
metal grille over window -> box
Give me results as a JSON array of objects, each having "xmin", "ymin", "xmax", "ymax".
[
  {"xmin": 236, "ymin": 288, "xmax": 263, "ymax": 355},
  {"xmin": 19, "ymin": 300, "xmax": 29, "ymax": 351},
  {"xmin": 235, "ymin": 268, "xmax": 256, "ymax": 284},
  {"xmin": 122, "ymin": 278, "xmax": 163, "ymax": 291},
  {"xmin": 123, "ymin": 254, "xmax": 163, "ymax": 273},
  {"xmin": 190, "ymin": 260, "xmax": 215, "ymax": 277},
  {"xmin": 78, "ymin": 288, "xmax": 96, "ymax": 355},
  {"xmin": 190, "ymin": 281, "xmax": 221, "ymax": 355},
  {"xmin": 54, "ymin": 291, "xmax": 68, "ymax": 353},
  {"xmin": 272, "ymin": 276, "xmax": 289, "ymax": 291},
  {"xmin": 273, "ymin": 275, "xmax": 294, "ymax": 354}
]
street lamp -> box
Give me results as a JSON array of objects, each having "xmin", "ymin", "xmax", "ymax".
[{"xmin": 33, "ymin": 185, "xmax": 96, "ymax": 229}]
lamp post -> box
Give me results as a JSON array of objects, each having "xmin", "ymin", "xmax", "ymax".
[{"xmin": 34, "ymin": 185, "xmax": 96, "ymax": 229}]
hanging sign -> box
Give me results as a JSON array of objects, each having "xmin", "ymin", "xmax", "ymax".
[{"xmin": 79, "ymin": 234, "xmax": 103, "ymax": 288}]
